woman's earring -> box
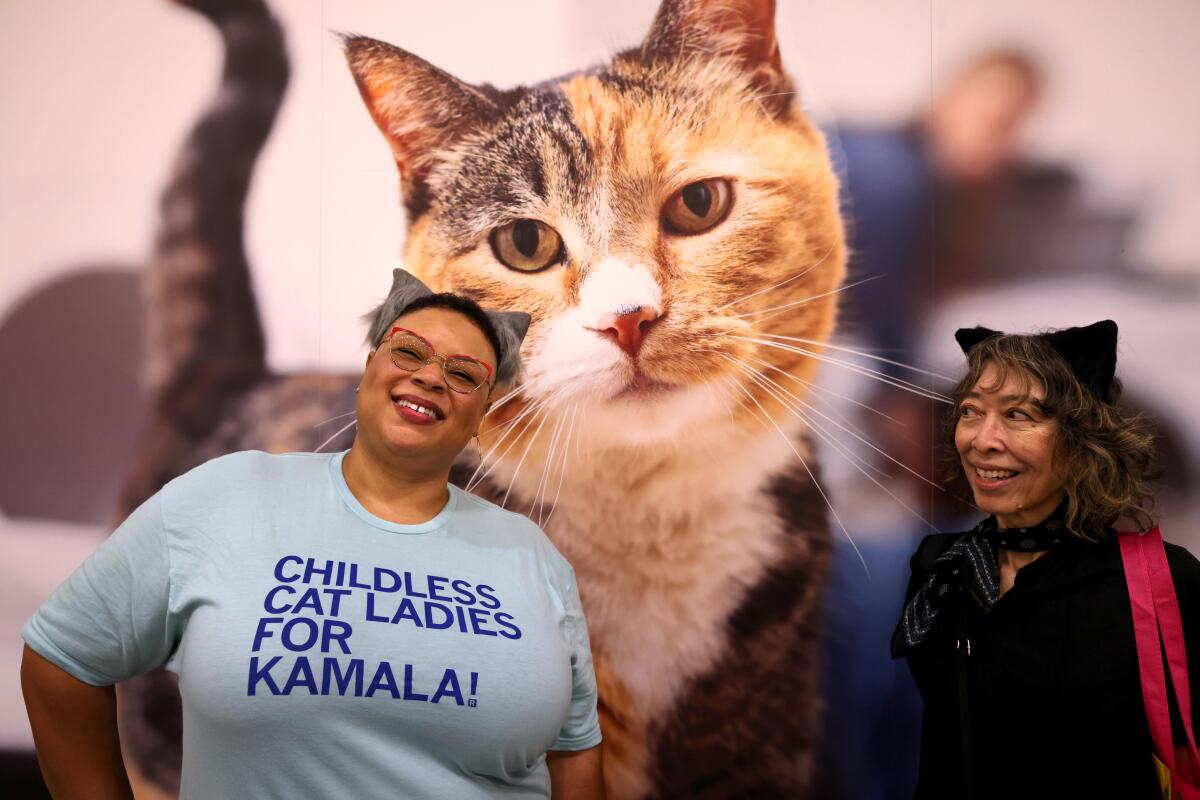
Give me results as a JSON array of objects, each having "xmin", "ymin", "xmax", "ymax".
[{"xmin": 355, "ymin": 386, "xmax": 360, "ymax": 394}]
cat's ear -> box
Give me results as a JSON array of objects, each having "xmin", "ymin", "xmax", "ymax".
[
  {"xmin": 954, "ymin": 326, "xmax": 1003, "ymax": 356},
  {"xmin": 1041, "ymin": 320, "xmax": 1119, "ymax": 403},
  {"xmin": 343, "ymin": 35, "xmax": 496, "ymax": 210},
  {"xmin": 643, "ymin": 0, "xmax": 784, "ymax": 78},
  {"xmin": 361, "ymin": 268, "xmax": 435, "ymax": 347},
  {"xmin": 485, "ymin": 310, "xmax": 532, "ymax": 386}
]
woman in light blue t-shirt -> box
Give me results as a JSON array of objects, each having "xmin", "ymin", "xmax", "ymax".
[{"xmin": 22, "ymin": 270, "xmax": 605, "ymax": 799}]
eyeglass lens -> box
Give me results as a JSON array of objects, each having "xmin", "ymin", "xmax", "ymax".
[{"xmin": 388, "ymin": 333, "xmax": 489, "ymax": 392}]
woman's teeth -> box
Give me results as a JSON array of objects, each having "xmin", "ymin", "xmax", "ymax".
[
  {"xmin": 976, "ymin": 467, "xmax": 1017, "ymax": 480},
  {"xmin": 397, "ymin": 399, "xmax": 438, "ymax": 419}
]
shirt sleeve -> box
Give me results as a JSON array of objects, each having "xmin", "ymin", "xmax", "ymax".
[
  {"xmin": 549, "ymin": 558, "xmax": 603, "ymax": 751},
  {"xmin": 21, "ymin": 492, "xmax": 179, "ymax": 686}
]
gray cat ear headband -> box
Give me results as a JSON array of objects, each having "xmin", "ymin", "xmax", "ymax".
[{"xmin": 363, "ymin": 269, "xmax": 531, "ymax": 385}]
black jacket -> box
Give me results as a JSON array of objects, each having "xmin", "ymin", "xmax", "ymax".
[{"xmin": 896, "ymin": 530, "xmax": 1200, "ymax": 800}]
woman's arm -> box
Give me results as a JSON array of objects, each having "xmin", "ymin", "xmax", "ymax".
[
  {"xmin": 21, "ymin": 645, "xmax": 134, "ymax": 800},
  {"xmin": 547, "ymin": 745, "xmax": 605, "ymax": 800}
]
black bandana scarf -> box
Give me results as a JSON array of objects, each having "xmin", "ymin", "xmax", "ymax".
[
  {"xmin": 896, "ymin": 502, "xmax": 1069, "ymax": 654},
  {"xmin": 978, "ymin": 500, "xmax": 1068, "ymax": 552}
]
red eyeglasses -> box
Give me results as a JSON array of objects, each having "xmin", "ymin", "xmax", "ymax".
[{"xmin": 381, "ymin": 327, "xmax": 494, "ymax": 394}]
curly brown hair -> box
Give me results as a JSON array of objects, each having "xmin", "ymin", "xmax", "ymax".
[{"xmin": 944, "ymin": 333, "xmax": 1155, "ymax": 539}]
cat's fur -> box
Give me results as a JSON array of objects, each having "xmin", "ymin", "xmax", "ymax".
[{"xmin": 119, "ymin": 0, "xmax": 846, "ymax": 797}]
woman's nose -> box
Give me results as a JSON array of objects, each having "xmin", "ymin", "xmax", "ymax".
[
  {"xmin": 973, "ymin": 415, "xmax": 1005, "ymax": 451},
  {"xmin": 410, "ymin": 361, "xmax": 447, "ymax": 391}
]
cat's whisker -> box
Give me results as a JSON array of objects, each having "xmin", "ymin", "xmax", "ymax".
[
  {"xmin": 468, "ymin": 406, "xmax": 544, "ymax": 494},
  {"xmin": 490, "ymin": 392, "xmax": 546, "ymax": 433},
  {"xmin": 694, "ymin": 349, "xmax": 777, "ymax": 422},
  {"xmin": 543, "ymin": 402, "xmax": 580, "ymax": 528},
  {"xmin": 734, "ymin": 354, "xmax": 945, "ymax": 495},
  {"xmin": 753, "ymin": 333, "xmax": 956, "ymax": 382},
  {"xmin": 734, "ymin": 275, "xmax": 883, "ymax": 320},
  {"xmin": 484, "ymin": 385, "xmax": 524, "ymax": 418},
  {"xmin": 533, "ymin": 409, "xmax": 570, "ymax": 526},
  {"xmin": 314, "ymin": 418, "xmax": 357, "ymax": 453},
  {"xmin": 723, "ymin": 367, "xmax": 870, "ymax": 577},
  {"xmin": 467, "ymin": 399, "xmax": 546, "ymax": 493},
  {"xmin": 733, "ymin": 360, "xmax": 888, "ymax": 483},
  {"xmin": 697, "ymin": 347, "xmax": 881, "ymax": 440},
  {"xmin": 489, "ymin": 398, "xmax": 544, "ymax": 437},
  {"xmin": 727, "ymin": 356, "xmax": 939, "ymax": 532},
  {"xmin": 742, "ymin": 353, "xmax": 892, "ymax": 451},
  {"xmin": 312, "ymin": 409, "xmax": 357, "ymax": 428},
  {"xmin": 704, "ymin": 374, "xmax": 739, "ymax": 421},
  {"xmin": 781, "ymin": 371, "xmax": 903, "ymax": 425},
  {"xmin": 732, "ymin": 335, "xmax": 952, "ymax": 403},
  {"xmin": 724, "ymin": 357, "xmax": 940, "ymax": 494},
  {"xmin": 501, "ymin": 409, "xmax": 551, "ymax": 510},
  {"xmin": 712, "ymin": 241, "xmax": 838, "ymax": 312}
]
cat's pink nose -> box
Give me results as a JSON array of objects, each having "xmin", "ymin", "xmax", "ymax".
[{"xmin": 594, "ymin": 307, "xmax": 660, "ymax": 358}]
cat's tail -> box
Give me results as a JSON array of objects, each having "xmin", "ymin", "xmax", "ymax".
[
  {"xmin": 121, "ymin": 0, "xmax": 289, "ymax": 514},
  {"xmin": 147, "ymin": 0, "xmax": 287, "ymax": 402}
]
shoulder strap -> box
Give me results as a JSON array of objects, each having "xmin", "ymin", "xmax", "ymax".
[{"xmin": 1119, "ymin": 528, "xmax": 1200, "ymax": 785}]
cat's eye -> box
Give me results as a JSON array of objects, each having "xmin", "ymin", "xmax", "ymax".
[
  {"xmin": 490, "ymin": 219, "xmax": 564, "ymax": 273},
  {"xmin": 662, "ymin": 178, "xmax": 733, "ymax": 235}
]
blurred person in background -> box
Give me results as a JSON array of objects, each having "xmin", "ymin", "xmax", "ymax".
[
  {"xmin": 819, "ymin": 49, "xmax": 1046, "ymax": 800},
  {"xmin": 836, "ymin": 48, "xmax": 1044, "ymax": 480}
]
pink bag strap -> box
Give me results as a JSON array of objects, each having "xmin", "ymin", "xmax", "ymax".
[
  {"xmin": 1147, "ymin": 530, "xmax": 1196, "ymax": 732},
  {"xmin": 1119, "ymin": 528, "xmax": 1200, "ymax": 786}
]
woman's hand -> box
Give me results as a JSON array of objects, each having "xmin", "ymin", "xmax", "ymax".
[
  {"xmin": 21, "ymin": 645, "xmax": 134, "ymax": 800},
  {"xmin": 548, "ymin": 744, "xmax": 606, "ymax": 800}
]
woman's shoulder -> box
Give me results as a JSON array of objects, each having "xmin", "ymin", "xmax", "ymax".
[
  {"xmin": 452, "ymin": 486, "xmax": 544, "ymax": 535},
  {"xmin": 158, "ymin": 450, "xmax": 333, "ymax": 518},
  {"xmin": 908, "ymin": 530, "xmax": 974, "ymax": 573},
  {"xmin": 1163, "ymin": 539, "xmax": 1200, "ymax": 584},
  {"xmin": 169, "ymin": 449, "xmax": 329, "ymax": 487},
  {"xmin": 450, "ymin": 490, "xmax": 579, "ymax": 582}
]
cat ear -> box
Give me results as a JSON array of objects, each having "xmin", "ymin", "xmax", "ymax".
[
  {"xmin": 1040, "ymin": 320, "xmax": 1118, "ymax": 403},
  {"xmin": 954, "ymin": 326, "xmax": 1003, "ymax": 356},
  {"xmin": 643, "ymin": 0, "xmax": 784, "ymax": 77},
  {"xmin": 361, "ymin": 268, "xmax": 435, "ymax": 347},
  {"xmin": 486, "ymin": 310, "xmax": 533, "ymax": 385},
  {"xmin": 343, "ymin": 35, "xmax": 497, "ymax": 212}
]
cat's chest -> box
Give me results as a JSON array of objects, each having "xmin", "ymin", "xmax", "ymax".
[{"xmin": 498, "ymin": 425, "xmax": 808, "ymax": 718}]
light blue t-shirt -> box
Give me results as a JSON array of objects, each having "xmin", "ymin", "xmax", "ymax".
[{"xmin": 23, "ymin": 450, "xmax": 601, "ymax": 799}]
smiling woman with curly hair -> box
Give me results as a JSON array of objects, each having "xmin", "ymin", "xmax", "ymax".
[
  {"xmin": 893, "ymin": 320, "xmax": 1200, "ymax": 800},
  {"xmin": 942, "ymin": 328, "xmax": 1156, "ymax": 540}
]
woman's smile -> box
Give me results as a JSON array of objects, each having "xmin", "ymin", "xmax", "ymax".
[
  {"xmin": 968, "ymin": 462, "xmax": 1021, "ymax": 490},
  {"xmin": 391, "ymin": 393, "xmax": 445, "ymax": 424}
]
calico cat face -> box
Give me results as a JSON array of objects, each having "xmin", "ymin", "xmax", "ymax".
[{"xmin": 346, "ymin": 0, "xmax": 845, "ymax": 444}]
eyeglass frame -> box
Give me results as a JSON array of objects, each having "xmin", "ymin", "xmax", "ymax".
[{"xmin": 376, "ymin": 326, "xmax": 495, "ymax": 394}]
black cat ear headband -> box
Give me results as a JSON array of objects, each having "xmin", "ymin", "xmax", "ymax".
[
  {"xmin": 364, "ymin": 269, "xmax": 531, "ymax": 385},
  {"xmin": 954, "ymin": 319, "xmax": 1119, "ymax": 403}
]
